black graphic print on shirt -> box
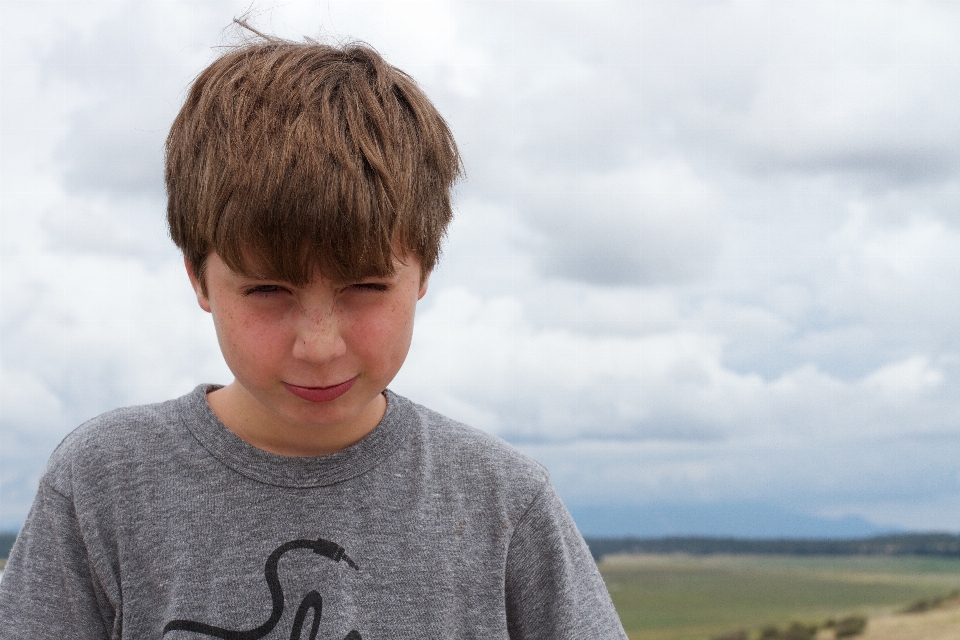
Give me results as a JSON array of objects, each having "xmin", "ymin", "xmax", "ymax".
[{"xmin": 162, "ymin": 537, "xmax": 361, "ymax": 640}]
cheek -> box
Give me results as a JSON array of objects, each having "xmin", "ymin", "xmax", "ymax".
[
  {"xmin": 349, "ymin": 303, "xmax": 417, "ymax": 365},
  {"xmin": 214, "ymin": 308, "xmax": 290, "ymax": 368}
]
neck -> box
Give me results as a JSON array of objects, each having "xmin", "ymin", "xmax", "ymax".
[{"xmin": 205, "ymin": 382, "xmax": 386, "ymax": 456}]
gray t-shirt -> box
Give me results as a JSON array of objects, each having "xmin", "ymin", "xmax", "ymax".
[{"xmin": 0, "ymin": 386, "xmax": 626, "ymax": 639}]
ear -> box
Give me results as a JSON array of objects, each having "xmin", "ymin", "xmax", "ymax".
[
  {"xmin": 418, "ymin": 271, "xmax": 430, "ymax": 300},
  {"xmin": 184, "ymin": 256, "xmax": 212, "ymax": 313}
]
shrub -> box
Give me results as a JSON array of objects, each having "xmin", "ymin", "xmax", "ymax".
[
  {"xmin": 901, "ymin": 589, "xmax": 960, "ymax": 613},
  {"xmin": 901, "ymin": 597, "xmax": 936, "ymax": 613},
  {"xmin": 782, "ymin": 622, "xmax": 818, "ymax": 640},
  {"xmin": 833, "ymin": 615, "xmax": 867, "ymax": 638},
  {"xmin": 755, "ymin": 622, "xmax": 818, "ymax": 640},
  {"xmin": 711, "ymin": 631, "xmax": 748, "ymax": 640}
]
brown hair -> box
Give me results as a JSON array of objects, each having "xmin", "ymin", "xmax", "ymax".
[{"xmin": 166, "ymin": 28, "xmax": 461, "ymax": 291}]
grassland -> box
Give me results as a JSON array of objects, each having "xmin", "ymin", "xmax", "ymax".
[{"xmin": 598, "ymin": 554, "xmax": 960, "ymax": 640}]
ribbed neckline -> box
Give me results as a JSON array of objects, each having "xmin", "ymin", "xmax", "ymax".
[{"xmin": 177, "ymin": 384, "xmax": 413, "ymax": 488}]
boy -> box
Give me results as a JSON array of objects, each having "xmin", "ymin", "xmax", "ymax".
[{"xmin": 0, "ymin": 33, "xmax": 626, "ymax": 639}]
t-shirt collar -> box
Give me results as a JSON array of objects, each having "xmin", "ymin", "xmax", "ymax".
[{"xmin": 178, "ymin": 384, "xmax": 412, "ymax": 488}]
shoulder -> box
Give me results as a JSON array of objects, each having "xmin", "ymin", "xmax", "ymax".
[
  {"xmin": 395, "ymin": 392, "xmax": 547, "ymax": 480},
  {"xmin": 388, "ymin": 391, "xmax": 550, "ymax": 520},
  {"xmin": 42, "ymin": 387, "xmax": 204, "ymax": 498}
]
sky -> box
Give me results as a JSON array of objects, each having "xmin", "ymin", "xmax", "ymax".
[{"xmin": 2, "ymin": 0, "xmax": 960, "ymax": 535}]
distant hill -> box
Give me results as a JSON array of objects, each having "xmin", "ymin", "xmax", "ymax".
[
  {"xmin": 585, "ymin": 533, "xmax": 960, "ymax": 561},
  {"xmin": 569, "ymin": 502, "xmax": 893, "ymax": 539}
]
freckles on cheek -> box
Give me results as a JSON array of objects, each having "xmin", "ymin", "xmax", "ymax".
[{"xmin": 216, "ymin": 307, "xmax": 277, "ymax": 359}]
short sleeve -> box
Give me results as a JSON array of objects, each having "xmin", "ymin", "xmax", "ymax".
[
  {"xmin": 0, "ymin": 482, "xmax": 115, "ymax": 639},
  {"xmin": 504, "ymin": 483, "xmax": 627, "ymax": 639}
]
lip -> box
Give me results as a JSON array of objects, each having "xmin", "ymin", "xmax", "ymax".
[{"xmin": 283, "ymin": 377, "xmax": 357, "ymax": 403}]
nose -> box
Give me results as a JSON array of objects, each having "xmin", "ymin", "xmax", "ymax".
[{"xmin": 291, "ymin": 304, "xmax": 347, "ymax": 364}]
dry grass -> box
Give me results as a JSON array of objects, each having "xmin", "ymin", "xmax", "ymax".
[{"xmin": 824, "ymin": 595, "xmax": 960, "ymax": 640}]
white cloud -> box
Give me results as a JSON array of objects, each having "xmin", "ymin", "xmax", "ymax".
[
  {"xmin": 828, "ymin": 207, "xmax": 960, "ymax": 317},
  {"xmin": 398, "ymin": 281, "xmax": 959, "ymax": 449},
  {"xmin": 525, "ymin": 158, "xmax": 723, "ymax": 285},
  {"xmin": 637, "ymin": 0, "xmax": 960, "ymax": 179},
  {"xmin": 0, "ymin": 368, "xmax": 65, "ymax": 434},
  {"xmin": 861, "ymin": 355, "xmax": 943, "ymax": 397}
]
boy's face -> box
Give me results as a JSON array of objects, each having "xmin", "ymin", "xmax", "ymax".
[{"xmin": 187, "ymin": 250, "xmax": 428, "ymax": 455}]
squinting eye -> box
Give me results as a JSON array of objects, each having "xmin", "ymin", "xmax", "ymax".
[
  {"xmin": 244, "ymin": 285, "xmax": 283, "ymax": 296},
  {"xmin": 353, "ymin": 283, "xmax": 390, "ymax": 292}
]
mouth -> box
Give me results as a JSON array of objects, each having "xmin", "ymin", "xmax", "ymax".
[{"xmin": 283, "ymin": 377, "xmax": 357, "ymax": 403}]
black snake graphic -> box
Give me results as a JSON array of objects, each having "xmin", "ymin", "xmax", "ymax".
[{"xmin": 163, "ymin": 537, "xmax": 361, "ymax": 640}]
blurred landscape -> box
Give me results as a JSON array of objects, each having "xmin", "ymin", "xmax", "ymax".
[
  {"xmin": 598, "ymin": 552, "xmax": 960, "ymax": 640},
  {"xmin": 7, "ymin": 531, "xmax": 960, "ymax": 638},
  {"xmin": 585, "ymin": 534, "xmax": 960, "ymax": 639}
]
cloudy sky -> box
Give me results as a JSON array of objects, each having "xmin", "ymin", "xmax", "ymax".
[{"xmin": 3, "ymin": 0, "xmax": 960, "ymax": 534}]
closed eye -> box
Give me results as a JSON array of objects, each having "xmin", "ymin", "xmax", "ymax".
[
  {"xmin": 243, "ymin": 284, "xmax": 287, "ymax": 296},
  {"xmin": 352, "ymin": 283, "xmax": 390, "ymax": 292}
]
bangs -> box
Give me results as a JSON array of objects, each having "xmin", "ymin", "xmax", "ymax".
[{"xmin": 208, "ymin": 140, "xmax": 400, "ymax": 284}]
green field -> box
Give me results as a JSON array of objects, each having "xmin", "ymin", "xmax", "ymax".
[{"xmin": 598, "ymin": 554, "xmax": 960, "ymax": 640}]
